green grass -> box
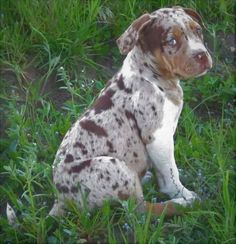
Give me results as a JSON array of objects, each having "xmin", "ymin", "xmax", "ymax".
[{"xmin": 0, "ymin": 0, "xmax": 235, "ymax": 243}]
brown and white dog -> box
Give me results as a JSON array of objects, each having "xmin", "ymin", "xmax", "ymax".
[
  {"xmin": 47, "ymin": 6, "xmax": 212, "ymax": 217},
  {"xmin": 7, "ymin": 7, "xmax": 213, "ymax": 225}
]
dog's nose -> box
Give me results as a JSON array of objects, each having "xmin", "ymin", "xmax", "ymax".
[{"xmin": 193, "ymin": 51, "xmax": 211, "ymax": 69}]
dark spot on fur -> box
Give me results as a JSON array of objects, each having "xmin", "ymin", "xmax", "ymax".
[
  {"xmin": 112, "ymin": 182, "xmax": 119, "ymax": 190},
  {"xmin": 153, "ymin": 73, "xmax": 160, "ymax": 79},
  {"xmin": 125, "ymin": 110, "xmax": 142, "ymax": 139},
  {"xmin": 163, "ymin": 10, "xmax": 169, "ymax": 14},
  {"xmin": 124, "ymin": 180, "xmax": 128, "ymax": 186},
  {"xmin": 99, "ymin": 173, "xmax": 104, "ymax": 179},
  {"xmin": 69, "ymin": 159, "xmax": 91, "ymax": 174},
  {"xmin": 151, "ymin": 106, "xmax": 156, "ymax": 112},
  {"xmin": 118, "ymin": 191, "xmax": 129, "ymax": 200},
  {"xmin": 106, "ymin": 176, "xmax": 110, "ymax": 181},
  {"xmin": 138, "ymin": 110, "xmax": 144, "ymax": 115},
  {"xmin": 93, "ymin": 91, "xmax": 114, "ymax": 114},
  {"xmin": 106, "ymin": 141, "xmax": 114, "ymax": 153},
  {"xmin": 56, "ymin": 183, "xmax": 69, "ymax": 193},
  {"xmin": 158, "ymin": 86, "xmax": 164, "ymax": 92},
  {"xmin": 71, "ymin": 186, "xmax": 78, "ymax": 193},
  {"xmin": 116, "ymin": 75, "xmax": 132, "ymax": 93},
  {"xmin": 115, "ymin": 117, "xmax": 124, "ymax": 127},
  {"xmin": 139, "ymin": 68, "xmax": 143, "ymax": 74},
  {"xmin": 73, "ymin": 142, "xmax": 88, "ymax": 155},
  {"xmin": 133, "ymin": 152, "xmax": 138, "ymax": 157},
  {"xmin": 110, "ymin": 158, "xmax": 116, "ymax": 164},
  {"xmin": 80, "ymin": 120, "xmax": 108, "ymax": 137},
  {"xmin": 64, "ymin": 154, "xmax": 74, "ymax": 163}
]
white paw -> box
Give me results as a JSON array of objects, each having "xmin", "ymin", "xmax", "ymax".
[
  {"xmin": 168, "ymin": 186, "xmax": 199, "ymax": 200},
  {"xmin": 170, "ymin": 189, "xmax": 200, "ymax": 207},
  {"xmin": 181, "ymin": 188, "xmax": 199, "ymax": 200},
  {"xmin": 170, "ymin": 196, "xmax": 196, "ymax": 207}
]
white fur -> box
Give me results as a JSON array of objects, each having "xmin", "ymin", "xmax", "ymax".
[
  {"xmin": 146, "ymin": 93, "xmax": 198, "ymax": 203},
  {"xmin": 188, "ymin": 38, "xmax": 207, "ymax": 53}
]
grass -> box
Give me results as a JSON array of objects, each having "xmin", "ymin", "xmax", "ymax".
[{"xmin": 0, "ymin": 0, "xmax": 235, "ymax": 243}]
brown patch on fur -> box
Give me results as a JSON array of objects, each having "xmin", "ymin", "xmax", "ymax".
[
  {"xmin": 139, "ymin": 23, "xmax": 165, "ymax": 52},
  {"xmin": 64, "ymin": 154, "xmax": 74, "ymax": 163},
  {"xmin": 139, "ymin": 169, "xmax": 147, "ymax": 178},
  {"xmin": 116, "ymin": 75, "xmax": 132, "ymax": 93},
  {"xmin": 153, "ymin": 48, "xmax": 175, "ymax": 80},
  {"xmin": 93, "ymin": 90, "xmax": 115, "ymax": 114},
  {"xmin": 118, "ymin": 191, "xmax": 130, "ymax": 200},
  {"xmin": 69, "ymin": 159, "xmax": 91, "ymax": 174},
  {"xmin": 80, "ymin": 120, "xmax": 108, "ymax": 137}
]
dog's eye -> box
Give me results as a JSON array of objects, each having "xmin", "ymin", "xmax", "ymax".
[{"xmin": 167, "ymin": 37, "xmax": 177, "ymax": 47}]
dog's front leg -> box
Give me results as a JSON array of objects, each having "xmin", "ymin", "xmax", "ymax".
[{"xmin": 146, "ymin": 128, "xmax": 198, "ymax": 205}]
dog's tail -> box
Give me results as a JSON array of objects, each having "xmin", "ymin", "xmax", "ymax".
[
  {"xmin": 145, "ymin": 201, "xmax": 181, "ymax": 217},
  {"xmin": 6, "ymin": 203, "xmax": 18, "ymax": 227}
]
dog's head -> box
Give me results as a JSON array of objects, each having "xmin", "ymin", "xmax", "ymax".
[{"xmin": 117, "ymin": 7, "xmax": 212, "ymax": 80}]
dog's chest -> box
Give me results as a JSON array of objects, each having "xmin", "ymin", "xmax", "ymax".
[{"xmin": 161, "ymin": 96, "xmax": 183, "ymax": 134}]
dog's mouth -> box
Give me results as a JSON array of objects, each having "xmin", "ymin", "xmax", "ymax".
[{"xmin": 181, "ymin": 53, "xmax": 213, "ymax": 79}]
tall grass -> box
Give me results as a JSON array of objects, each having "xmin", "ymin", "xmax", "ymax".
[{"xmin": 0, "ymin": 0, "xmax": 235, "ymax": 243}]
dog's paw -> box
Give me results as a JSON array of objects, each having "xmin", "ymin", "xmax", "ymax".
[
  {"xmin": 170, "ymin": 189, "xmax": 201, "ymax": 207},
  {"xmin": 170, "ymin": 187, "xmax": 199, "ymax": 201},
  {"xmin": 183, "ymin": 189, "xmax": 201, "ymax": 202}
]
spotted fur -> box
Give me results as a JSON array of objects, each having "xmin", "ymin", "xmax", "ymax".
[{"xmin": 49, "ymin": 6, "xmax": 212, "ymax": 217}]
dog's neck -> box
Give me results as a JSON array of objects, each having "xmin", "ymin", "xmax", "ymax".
[{"xmin": 121, "ymin": 46, "xmax": 183, "ymax": 105}]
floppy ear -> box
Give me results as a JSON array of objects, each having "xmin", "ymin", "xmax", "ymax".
[
  {"xmin": 183, "ymin": 8, "xmax": 205, "ymax": 28},
  {"xmin": 116, "ymin": 13, "xmax": 151, "ymax": 55}
]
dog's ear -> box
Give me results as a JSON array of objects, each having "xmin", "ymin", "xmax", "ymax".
[
  {"xmin": 116, "ymin": 13, "xmax": 151, "ymax": 55},
  {"xmin": 173, "ymin": 6, "xmax": 204, "ymax": 28},
  {"xmin": 182, "ymin": 8, "xmax": 205, "ymax": 27}
]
